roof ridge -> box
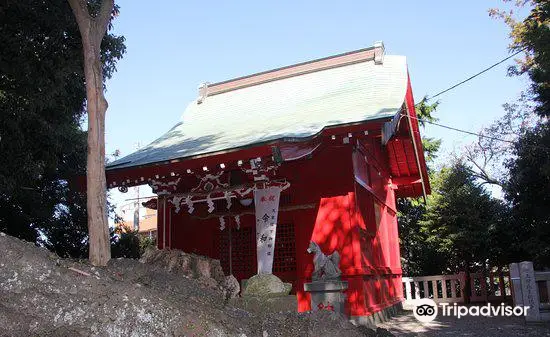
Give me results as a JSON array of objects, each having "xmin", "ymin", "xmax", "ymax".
[{"xmin": 198, "ymin": 42, "xmax": 385, "ymax": 99}]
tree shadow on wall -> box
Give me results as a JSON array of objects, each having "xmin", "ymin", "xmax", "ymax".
[{"xmin": 307, "ymin": 192, "xmax": 391, "ymax": 315}]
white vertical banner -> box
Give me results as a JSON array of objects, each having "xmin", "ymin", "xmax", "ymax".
[{"xmin": 254, "ymin": 186, "xmax": 282, "ymax": 274}]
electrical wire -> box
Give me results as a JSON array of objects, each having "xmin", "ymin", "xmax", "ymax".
[
  {"xmin": 421, "ymin": 48, "xmax": 527, "ymax": 103},
  {"xmin": 407, "ymin": 48, "xmax": 550, "ymax": 152},
  {"xmin": 405, "ymin": 113, "xmax": 515, "ymax": 144},
  {"xmin": 402, "ymin": 113, "xmax": 550, "ymax": 152}
]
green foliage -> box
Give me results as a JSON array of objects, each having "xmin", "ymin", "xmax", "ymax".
[
  {"xmin": 410, "ymin": 0, "xmax": 550, "ymax": 276},
  {"xmin": 39, "ymin": 191, "xmax": 89, "ymax": 258},
  {"xmin": 0, "ymin": 1, "xmax": 125, "ymax": 255},
  {"xmin": 504, "ymin": 122, "xmax": 550, "ymax": 267},
  {"xmin": 491, "ymin": 0, "xmax": 550, "ymax": 268},
  {"xmin": 421, "ymin": 138, "xmax": 442, "ymax": 167},
  {"xmin": 415, "ymin": 97, "xmax": 442, "ymax": 167},
  {"xmin": 400, "ymin": 162, "xmax": 517, "ymax": 275},
  {"xmin": 400, "ymin": 1, "xmax": 550, "ymax": 275},
  {"xmin": 420, "ymin": 162, "xmax": 511, "ymax": 273},
  {"xmin": 490, "ymin": 0, "xmax": 550, "ymax": 118},
  {"xmin": 140, "ymin": 236, "xmax": 157, "ymax": 253},
  {"xmin": 415, "ymin": 96, "xmax": 439, "ymax": 127},
  {"xmin": 111, "ymin": 230, "xmax": 142, "ymax": 259},
  {"xmin": 111, "ymin": 226, "xmax": 157, "ymax": 259},
  {"xmin": 398, "ymin": 198, "xmax": 446, "ymax": 276}
]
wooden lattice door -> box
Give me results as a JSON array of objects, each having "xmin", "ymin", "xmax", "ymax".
[
  {"xmin": 217, "ymin": 222, "xmax": 297, "ymax": 283},
  {"xmin": 218, "ymin": 226, "xmax": 256, "ymax": 281}
]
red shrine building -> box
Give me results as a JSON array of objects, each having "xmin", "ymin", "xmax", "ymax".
[{"xmin": 106, "ymin": 42, "xmax": 430, "ymax": 320}]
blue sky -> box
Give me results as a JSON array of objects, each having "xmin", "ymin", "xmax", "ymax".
[{"xmin": 105, "ymin": 0, "xmax": 528, "ymax": 207}]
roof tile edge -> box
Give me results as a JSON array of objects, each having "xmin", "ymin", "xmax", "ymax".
[{"xmin": 201, "ymin": 42, "xmax": 385, "ymax": 97}]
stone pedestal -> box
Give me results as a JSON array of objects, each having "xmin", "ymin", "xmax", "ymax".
[
  {"xmin": 509, "ymin": 263, "xmax": 523, "ymax": 307},
  {"xmin": 519, "ymin": 261, "xmax": 541, "ymax": 322},
  {"xmin": 304, "ymin": 280, "xmax": 348, "ymax": 315}
]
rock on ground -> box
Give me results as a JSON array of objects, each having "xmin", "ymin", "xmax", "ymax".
[
  {"xmin": 0, "ymin": 233, "xmax": 388, "ymax": 336},
  {"xmin": 242, "ymin": 274, "xmax": 292, "ymax": 297},
  {"xmin": 222, "ymin": 275, "xmax": 241, "ymax": 300},
  {"xmin": 140, "ymin": 246, "xmax": 226, "ymax": 284}
]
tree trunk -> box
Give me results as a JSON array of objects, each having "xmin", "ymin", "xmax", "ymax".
[
  {"xmin": 83, "ymin": 37, "xmax": 110, "ymax": 266},
  {"xmin": 68, "ymin": 0, "xmax": 114, "ymax": 266}
]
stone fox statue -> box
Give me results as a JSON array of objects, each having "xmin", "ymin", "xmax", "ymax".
[{"xmin": 307, "ymin": 241, "xmax": 342, "ymax": 281}]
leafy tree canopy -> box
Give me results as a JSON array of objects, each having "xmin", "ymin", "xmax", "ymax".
[
  {"xmin": 505, "ymin": 123, "xmax": 550, "ymax": 267},
  {"xmin": 399, "ymin": 98, "xmax": 518, "ymax": 275},
  {"xmin": 490, "ymin": 0, "xmax": 550, "ymax": 268},
  {"xmin": 415, "ymin": 97, "xmax": 442, "ymax": 165},
  {"xmin": 490, "ymin": 0, "xmax": 550, "ymax": 118},
  {"xmin": 420, "ymin": 162, "xmax": 513, "ymax": 273},
  {"xmin": 0, "ymin": 0, "xmax": 125, "ymax": 257}
]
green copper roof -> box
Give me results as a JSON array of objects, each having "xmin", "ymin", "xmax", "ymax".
[{"xmin": 107, "ymin": 55, "xmax": 408, "ymax": 170}]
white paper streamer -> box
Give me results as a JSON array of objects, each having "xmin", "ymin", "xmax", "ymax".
[
  {"xmin": 224, "ymin": 191, "xmax": 232, "ymax": 209},
  {"xmin": 171, "ymin": 196, "xmax": 183, "ymax": 213},
  {"xmin": 184, "ymin": 195, "xmax": 194, "ymax": 214},
  {"xmin": 234, "ymin": 215, "xmax": 240, "ymax": 230},
  {"xmin": 206, "ymin": 194, "xmax": 214, "ymax": 213},
  {"xmin": 219, "ymin": 216, "xmax": 225, "ymax": 231}
]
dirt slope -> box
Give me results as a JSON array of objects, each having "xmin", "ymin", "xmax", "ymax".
[{"xmin": 0, "ymin": 233, "xmax": 385, "ymax": 337}]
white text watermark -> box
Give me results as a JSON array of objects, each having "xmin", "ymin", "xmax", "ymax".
[{"xmin": 413, "ymin": 299, "xmax": 530, "ymax": 322}]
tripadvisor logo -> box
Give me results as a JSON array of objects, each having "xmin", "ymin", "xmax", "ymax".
[
  {"xmin": 413, "ymin": 299, "xmax": 438, "ymax": 322},
  {"xmin": 413, "ymin": 299, "xmax": 530, "ymax": 322}
]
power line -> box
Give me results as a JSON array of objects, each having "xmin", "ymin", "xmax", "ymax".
[
  {"xmin": 406, "ymin": 48, "xmax": 550, "ymax": 152},
  {"xmin": 404, "ymin": 113, "xmax": 515, "ymax": 144},
  {"xmin": 420, "ymin": 48, "xmax": 526, "ymax": 103},
  {"xmin": 403, "ymin": 113, "xmax": 550, "ymax": 153}
]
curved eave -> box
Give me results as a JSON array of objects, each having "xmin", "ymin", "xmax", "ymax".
[
  {"xmin": 106, "ymin": 116, "xmax": 393, "ymax": 173},
  {"xmin": 104, "ymin": 117, "xmax": 392, "ymax": 189}
]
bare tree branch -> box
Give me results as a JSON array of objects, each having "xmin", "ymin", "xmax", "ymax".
[{"xmin": 462, "ymin": 95, "xmax": 538, "ymax": 188}]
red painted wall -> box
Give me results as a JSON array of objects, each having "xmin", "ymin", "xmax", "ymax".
[{"xmin": 163, "ymin": 136, "xmax": 403, "ymax": 318}]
